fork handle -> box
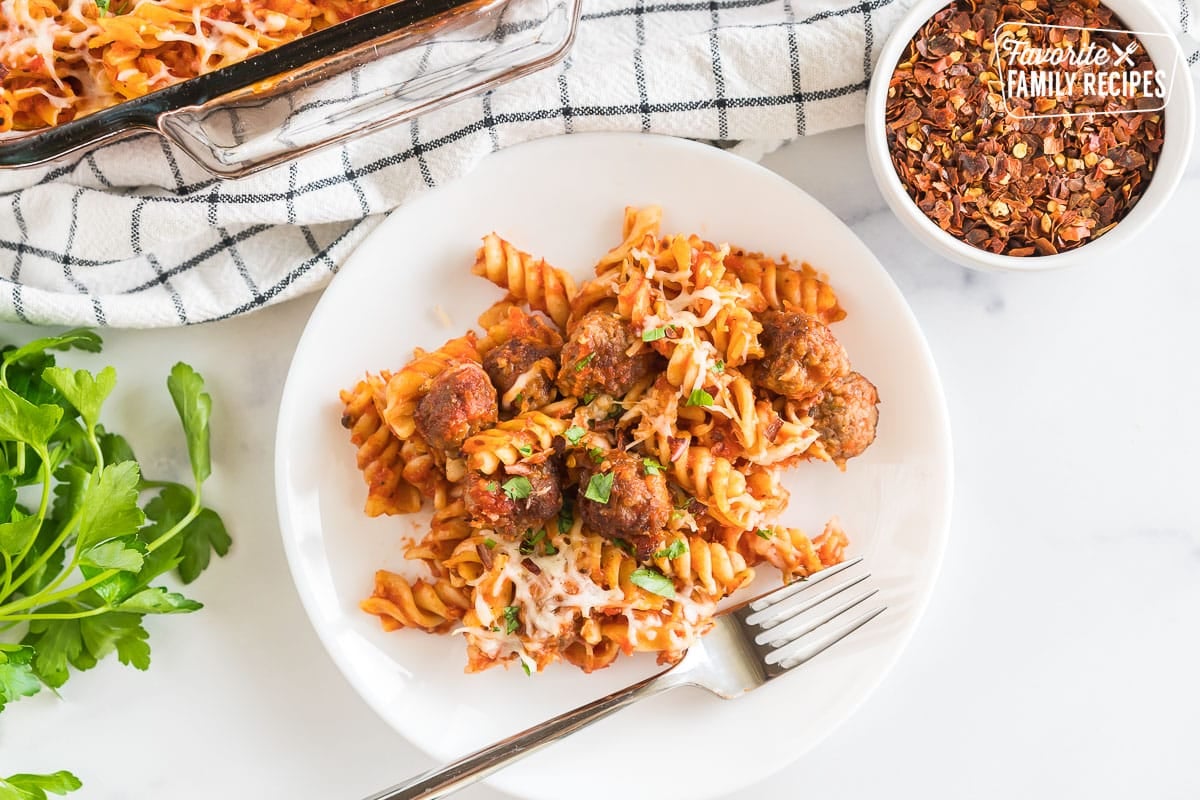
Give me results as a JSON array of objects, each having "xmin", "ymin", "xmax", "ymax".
[{"xmin": 364, "ymin": 666, "xmax": 685, "ymax": 800}]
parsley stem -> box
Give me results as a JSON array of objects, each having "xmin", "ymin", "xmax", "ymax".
[
  {"xmin": 3, "ymin": 504, "xmax": 84, "ymax": 604},
  {"xmin": 0, "ymin": 449, "xmax": 53, "ymax": 602},
  {"xmin": 86, "ymin": 424, "xmax": 104, "ymax": 472},
  {"xmin": 0, "ymin": 605, "xmax": 110, "ymax": 622},
  {"xmin": 144, "ymin": 488, "xmax": 201, "ymax": 554},
  {"xmin": 0, "ymin": 458, "xmax": 85, "ymax": 604},
  {"xmin": 0, "ymin": 567, "xmax": 114, "ymax": 618}
]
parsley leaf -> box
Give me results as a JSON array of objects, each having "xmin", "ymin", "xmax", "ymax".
[
  {"xmin": 167, "ymin": 363, "xmax": 212, "ymax": 485},
  {"xmin": 587, "ymin": 447, "xmax": 605, "ymax": 464},
  {"xmin": 630, "ymin": 568, "xmax": 676, "ymax": 598},
  {"xmin": 686, "ymin": 388, "xmax": 714, "ymax": 407},
  {"xmin": 584, "ymin": 472, "xmax": 614, "ymax": 504},
  {"xmin": 516, "ymin": 444, "xmax": 533, "ymax": 457},
  {"xmin": 0, "ymin": 385, "xmax": 62, "ymax": 449},
  {"xmin": 502, "ymin": 477, "xmax": 532, "ymax": 501},
  {"xmin": 641, "ymin": 326, "xmax": 667, "ymax": 342},
  {"xmin": 503, "ymin": 605, "xmax": 520, "ymax": 635},
  {"xmin": 1, "ymin": 329, "xmax": 101, "ymax": 366},
  {"xmin": 756, "ymin": 528, "xmax": 773, "ymax": 539},
  {"xmin": 564, "ymin": 425, "xmax": 587, "ymax": 446},
  {"xmin": 484, "ymin": 538, "xmax": 497, "ymax": 549},
  {"xmin": 521, "ymin": 659, "xmax": 532, "ymax": 676},
  {"xmin": 0, "ymin": 645, "xmax": 41, "ymax": 713},
  {"xmin": 95, "ymin": 0, "xmax": 109, "ymax": 13},
  {"xmin": 713, "ymin": 359, "xmax": 725, "ymax": 373},
  {"xmin": 557, "ymin": 507, "xmax": 574, "ymax": 535},
  {"xmin": 0, "ymin": 770, "xmax": 82, "ymax": 799},
  {"xmin": 574, "ymin": 353, "xmax": 595, "ymax": 372},
  {"xmin": 116, "ymin": 587, "xmax": 202, "ymax": 615},
  {"xmin": 654, "ymin": 539, "xmax": 688, "ymax": 560},
  {"xmin": 41, "ymin": 367, "xmax": 116, "ymax": 433},
  {"xmin": 76, "ymin": 462, "xmax": 144, "ymax": 551},
  {"xmin": 581, "ymin": 392, "xmax": 597, "ymax": 404},
  {"xmin": 486, "ymin": 481, "xmax": 498, "ymax": 492},
  {"xmin": 642, "ymin": 457, "xmax": 665, "ymax": 475}
]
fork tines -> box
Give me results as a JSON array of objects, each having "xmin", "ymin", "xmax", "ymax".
[{"xmin": 738, "ymin": 558, "xmax": 886, "ymax": 674}]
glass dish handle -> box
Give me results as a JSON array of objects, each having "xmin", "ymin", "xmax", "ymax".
[{"xmin": 159, "ymin": 0, "xmax": 580, "ymax": 177}]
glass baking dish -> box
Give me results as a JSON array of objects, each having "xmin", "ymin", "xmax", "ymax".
[{"xmin": 0, "ymin": 0, "xmax": 579, "ymax": 177}]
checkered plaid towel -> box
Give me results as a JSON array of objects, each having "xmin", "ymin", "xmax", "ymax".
[{"xmin": 0, "ymin": 0, "xmax": 1196, "ymax": 327}]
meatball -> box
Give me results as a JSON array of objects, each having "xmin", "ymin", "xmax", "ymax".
[
  {"xmin": 556, "ymin": 310, "xmax": 656, "ymax": 399},
  {"xmin": 483, "ymin": 338, "xmax": 560, "ymax": 413},
  {"xmin": 414, "ymin": 362, "xmax": 498, "ymax": 453},
  {"xmin": 578, "ymin": 450, "xmax": 671, "ymax": 559},
  {"xmin": 757, "ymin": 310, "xmax": 849, "ymax": 398},
  {"xmin": 810, "ymin": 372, "xmax": 879, "ymax": 466},
  {"xmin": 464, "ymin": 459, "xmax": 563, "ymax": 538}
]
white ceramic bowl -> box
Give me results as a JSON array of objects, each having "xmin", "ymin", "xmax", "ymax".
[{"xmin": 865, "ymin": 0, "xmax": 1195, "ymax": 271}]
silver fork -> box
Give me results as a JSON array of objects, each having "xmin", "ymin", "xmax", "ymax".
[{"xmin": 365, "ymin": 558, "xmax": 884, "ymax": 800}]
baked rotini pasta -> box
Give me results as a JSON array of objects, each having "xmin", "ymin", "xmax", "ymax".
[
  {"xmin": 0, "ymin": 0, "xmax": 393, "ymax": 132},
  {"xmin": 340, "ymin": 206, "xmax": 880, "ymax": 674}
]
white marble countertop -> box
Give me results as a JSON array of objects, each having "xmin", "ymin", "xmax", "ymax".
[{"xmin": 2, "ymin": 123, "xmax": 1198, "ymax": 799}]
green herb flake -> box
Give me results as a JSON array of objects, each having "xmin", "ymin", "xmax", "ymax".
[
  {"xmin": 486, "ymin": 481, "xmax": 498, "ymax": 492},
  {"xmin": 582, "ymin": 392, "xmax": 597, "ymax": 405},
  {"xmin": 521, "ymin": 659, "xmax": 532, "ymax": 676},
  {"xmin": 713, "ymin": 359, "xmax": 725, "ymax": 373},
  {"xmin": 557, "ymin": 507, "xmax": 574, "ymax": 535},
  {"xmin": 584, "ymin": 472, "xmax": 614, "ymax": 504},
  {"xmin": 654, "ymin": 539, "xmax": 688, "ymax": 560},
  {"xmin": 516, "ymin": 444, "xmax": 533, "ymax": 457},
  {"xmin": 574, "ymin": 353, "xmax": 595, "ymax": 373},
  {"xmin": 686, "ymin": 388, "xmax": 714, "ymax": 407},
  {"xmin": 95, "ymin": 0, "xmax": 109, "ymax": 12},
  {"xmin": 502, "ymin": 477, "xmax": 532, "ymax": 501},
  {"xmin": 484, "ymin": 538, "xmax": 497, "ymax": 549},
  {"xmin": 564, "ymin": 425, "xmax": 587, "ymax": 446},
  {"xmin": 630, "ymin": 567, "xmax": 676, "ymax": 599},
  {"xmin": 503, "ymin": 605, "xmax": 521, "ymax": 635},
  {"xmin": 756, "ymin": 528, "xmax": 773, "ymax": 539},
  {"xmin": 642, "ymin": 326, "xmax": 667, "ymax": 342},
  {"xmin": 543, "ymin": 540, "xmax": 559, "ymax": 556},
  {"xmin": 642, "ymin": 457, "xmax": 665, "ymax": 476}
]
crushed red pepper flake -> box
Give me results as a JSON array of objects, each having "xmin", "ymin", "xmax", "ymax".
[{"xmin": 884, "ymin": 0, "xmax": 1165, "ymax": 257}]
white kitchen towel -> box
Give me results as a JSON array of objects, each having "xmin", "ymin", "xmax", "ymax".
[{"xmin": 0, "ymin": 0, "xmax": 1196, "ymax": 327}]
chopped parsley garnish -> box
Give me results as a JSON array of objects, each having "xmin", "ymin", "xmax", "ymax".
[
  {"xmin": 519, "ymin": 528, "xmax": 547, "ymax": 555},
  {"xmin": 513, "ymin": 392, "xmax": 524, "ymax": 406},
  {"xmin": 686, "ymin": 388, "xmax": 714, "ymax": 407},
  {"xmin": 517, "ymin": 444, "xmax": 533, "ymax": 457},
  {"xmin": 630, "ymin": 567, "xmax": 676, "ymax": 598},
  {"xmin": 486, "ymin": 481, "xmax": 498, "ymax": 492},
  {"xmin": 96, "ymin": 0, "xmax": 110, "ymax": 12},
  {"xmin": 584, "ymin": 472, "xmax": 614, "ymax": 503},
  {"xmin": 503, "ymin": 605, "xmax": 521, "ymax": 635},
  {"xmin": 564, "ymin": 425, "xmax": 587, "ymax": 445},
  {"xmin": 654, "ymin": 538, "xmax": 688, "ymax": 559},
  {"xmin": 756, "ymin": 528, "xmax": 773, "ymax": 539},
  {"xmin": 543, "ymin": 539, "xmax": 559, "ymax": 556},
  {"xmin": 484, "ymin": 537, "xmax": 497, "ymax": 549},
  {"xmin": 574, "ymin": 353, "xmax": 595, "ymax": 372},
  {"xmin": 587, "ymin": 446, "xmax": 605, "ymax": 463},
  {"xmin": 642, "ymin": 456, "xmax": 665, "ymax": 475},
  {"xmin": 521, "ymin": 659, "xmax": 532, "ymax": 676},
  {"xmin": 642, "ymin": 326, "xmax": 667, "ymax": 342},
  {"xmin": 502, "ymin": 476, "xmax": 532, "ymax": 501},
  {"xmin": 713, "ymin": 359, "xmax": 725, "ymax": 373},
  {"xmin": 582, "ymin": 392, "xmax": 597, "ymax": 404},
  {"xmin": 557, "ymin": 506, "xmax": 574, "ymax": 534}
]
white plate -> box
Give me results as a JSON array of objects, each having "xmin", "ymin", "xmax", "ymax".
[{"xmin": 275, "ymin": 133, "xmax": 953, "ymax": 800}]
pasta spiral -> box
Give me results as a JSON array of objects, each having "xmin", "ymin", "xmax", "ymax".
[
  {"xmin": 473, "ymin": 234, "xmax": 577, "ymax": 330},
  {"xmin": 339, "ymin": 377, "xmax": 421, "ymax": 516}
]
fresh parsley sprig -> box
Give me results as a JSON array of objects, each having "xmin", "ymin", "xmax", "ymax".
[{"xmin": 0, "ymin": 331, "xmax": 229, "ymax": 731}]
